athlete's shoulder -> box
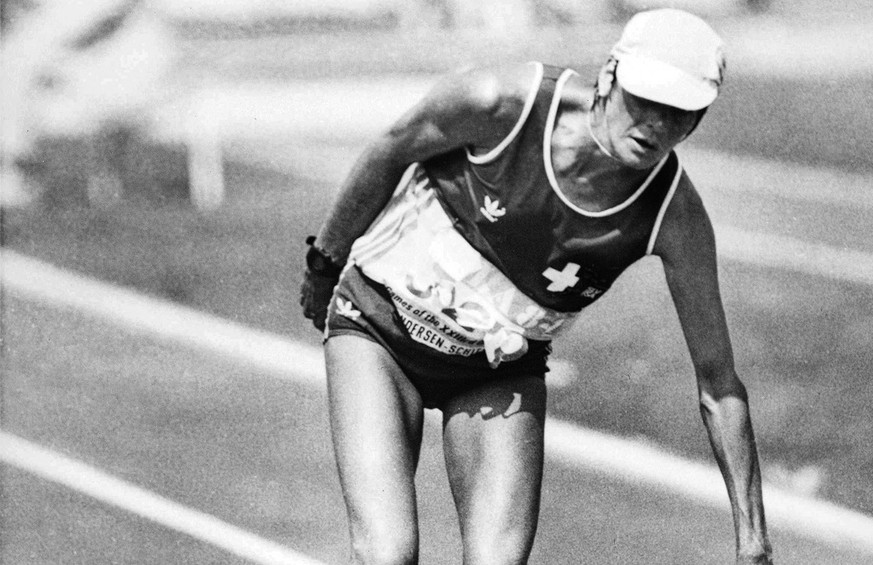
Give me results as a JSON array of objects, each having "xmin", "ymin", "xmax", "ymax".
[
  {"xmin": 437, "ymin": 62, "xmax": 544, "ymax": 117},
  {"xmin": 666, "ymin": 166, "xmax": 705, "ymax": 219},
  {"xmin": 651, "ymin": 165, "xmax": 715, "ymax": 257}
]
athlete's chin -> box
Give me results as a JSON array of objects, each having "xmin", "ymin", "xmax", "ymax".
[
  {"xmin": 614, "ymin": 142, "xmax": 670, "ymax": 169},
  {"xmin": 616, "ymin": 151, "xmax": 664, "ymax": 170}
]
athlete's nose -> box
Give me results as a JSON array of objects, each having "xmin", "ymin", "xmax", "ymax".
[{"xmin": 642, "ymin": 104, "xmax": 690, "ymax": 140}]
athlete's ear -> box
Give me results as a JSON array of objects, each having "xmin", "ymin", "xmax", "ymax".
[{"xmin": 594, "ymin": 58, "xmax": 618, "ymax": 101}]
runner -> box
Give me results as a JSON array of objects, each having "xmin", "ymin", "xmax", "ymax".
[{"xmin": 301, "ymin": 9, "xmax": 773, "ymax": 564}]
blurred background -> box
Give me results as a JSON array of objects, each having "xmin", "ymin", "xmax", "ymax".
[
  {"xmin": 2, "ymin": 1, "xmax": 872, "ymax": 563},
  {"xmin": 4, "ymin": 0, "xmax": 873, "ymax": 210}
]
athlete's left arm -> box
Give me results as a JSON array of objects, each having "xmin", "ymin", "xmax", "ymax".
[{"xmin": 652, "ymin": 173, "xmax": 773, "ymax": 565}]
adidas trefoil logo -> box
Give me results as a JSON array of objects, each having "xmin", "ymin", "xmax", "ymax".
[
  {"xmin": 480, "ymin": 195, "xmax": 506, "ymax": 223},
  {"xmin": 335, "ymin": 298, "xmax": 361, "ymax": 320}
]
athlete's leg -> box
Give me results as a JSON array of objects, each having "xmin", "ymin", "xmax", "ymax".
[
  {"xmin": 326, "ymin": 335, "xmax": 425, "ymax": 565},
  {"xmin": 441, "ymin": 375, "xmax": 547, "ymax": 565}
]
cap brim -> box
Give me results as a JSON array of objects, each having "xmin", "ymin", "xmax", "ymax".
[{"xmin": 616, "ymin": 55, "xmax": 717, "ymax": 111}]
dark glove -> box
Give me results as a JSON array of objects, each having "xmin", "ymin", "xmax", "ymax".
[{"xmin": 300, "ymin": 236, "xmax": 343, "ymax": 331}]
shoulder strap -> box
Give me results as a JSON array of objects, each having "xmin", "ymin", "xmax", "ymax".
[
  {"xmin": 645, "ymin": 152, "xmax": 684, "ymax": 255},
  {"xmin": 467, "ymin": 62, "xmax": 545, "ymax": 165},
  {"xmin": 540, "ymin": 63, "xmax": 567, "ymax": 81}
]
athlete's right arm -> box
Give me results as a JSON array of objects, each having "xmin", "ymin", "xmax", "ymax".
[
  {"xmin": 313, "ymin": 64, "xmax": 533, "ymax": 263},
  {"xmin": 299, "ymin": 64, "xmax": 534, "ymax": 330}
]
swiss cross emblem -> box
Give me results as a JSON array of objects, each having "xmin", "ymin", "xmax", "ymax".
[{"xmin": 543, "ymin": 263, "xmax": 580, "ymax": 292}]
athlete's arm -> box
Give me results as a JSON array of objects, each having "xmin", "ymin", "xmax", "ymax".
[
  {"xmin": 314, "ymin": 63, "xmax": 535, "ymax": 263},
  {"xmin": 652, "ymin": 174, "xmax": 773, "ymax": 565}
]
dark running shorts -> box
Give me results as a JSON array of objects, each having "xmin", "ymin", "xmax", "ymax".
[{"xmin": 325, "ymin": 265, "xmax": 552, "ymax": 409}]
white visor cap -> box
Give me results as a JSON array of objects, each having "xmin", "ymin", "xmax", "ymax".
[{"xmin": 611, "ymin": 9, "xmax": 726, "ymax": 111}]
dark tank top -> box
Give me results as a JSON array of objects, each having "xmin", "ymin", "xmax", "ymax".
[{"xmin": 425, "ymin": 63, "xmax": 681, "ymax": 313}]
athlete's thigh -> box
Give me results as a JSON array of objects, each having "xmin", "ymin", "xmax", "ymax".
[
  {"xmin": 441, "ymin": 375, "xmax": 547, "ymax": 559},
  {"xmin": 325, "ymin": 335, "xmax": 425, "ymax": 542}
]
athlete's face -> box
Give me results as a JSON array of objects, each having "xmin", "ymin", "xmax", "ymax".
[{"xmin": 603, "ymin": 82, "xmax": 700, "ymax": 169}]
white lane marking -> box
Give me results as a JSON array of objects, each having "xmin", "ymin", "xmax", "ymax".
[
  {"xmin": 0, "ymin": 432, "xmax": 328, "ymax": 565},
  {"xmin": 546, "ymin": 421, "xmax": 873, "ymax": 555},
  {"xmin": 715, "ymin": 225, "xmax": 873, "ymax": 287},
  {"xmin": 4, "ymin": 250, "xmax": 873, "ymax": 555},
  {"xmin": 683, "ymin": 147, "xmax": 873, "ymax": 211},
  {"xmin": 0, "ymin": 251, "xmax": 326, "ymax": 384}
]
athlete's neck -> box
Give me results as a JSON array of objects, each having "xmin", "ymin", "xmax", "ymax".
[{"xmin": 586, "ymin": 108, "xmax": 621, "ymax": 163}]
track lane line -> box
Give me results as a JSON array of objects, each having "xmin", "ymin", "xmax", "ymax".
[
  {"xmin": 0, "ymin": 251, "xmax": 326, "ymax": 384},
  {"xmin": 3, "ymin": 249, "xmax": 873, "ymax": 555},
  {"xmin": 546, "ymin": 421, "xmax": 873, "ymax": 555},
  {"xmin": 0, "ymin": 432, "xmax": 328, "ymax": 565},
  {"xmin": 715, "ymin": 225, "xmax": 873, "ymax": 286}
]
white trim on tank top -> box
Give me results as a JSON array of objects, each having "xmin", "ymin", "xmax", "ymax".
[
  {"xmin": 466, "ymin": 62, "xmax": 544, "ymax": 165},
  {"xmin": 645, "ymin": 154, "xmax": 684, "ymax": 255}
]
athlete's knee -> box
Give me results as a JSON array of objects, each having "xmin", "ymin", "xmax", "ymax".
[
  {"xmin": 462, "ymin": 528, "xmax": 534, "ymax": 565},
  {"xmin": 349, "ymin": 528, "xmax": 418, "ymax": 565}
]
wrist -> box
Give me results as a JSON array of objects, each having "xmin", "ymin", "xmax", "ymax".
[
  {"xmin": 737, "ymin": 536, "xmax": 772, "ymax": 564},
  {"xmin": 305, "ymin": 235, "xmax": 345, "ymax": 277}
]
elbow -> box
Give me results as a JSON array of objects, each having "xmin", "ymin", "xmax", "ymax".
[{"xmin": 696, "ymin": 364, "xmax": 748, "ymax": 413}]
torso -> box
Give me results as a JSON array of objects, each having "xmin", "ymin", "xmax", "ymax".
[{"xmin": 347, "ymin": 62, "xmax": 685, "ymax": 363}]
